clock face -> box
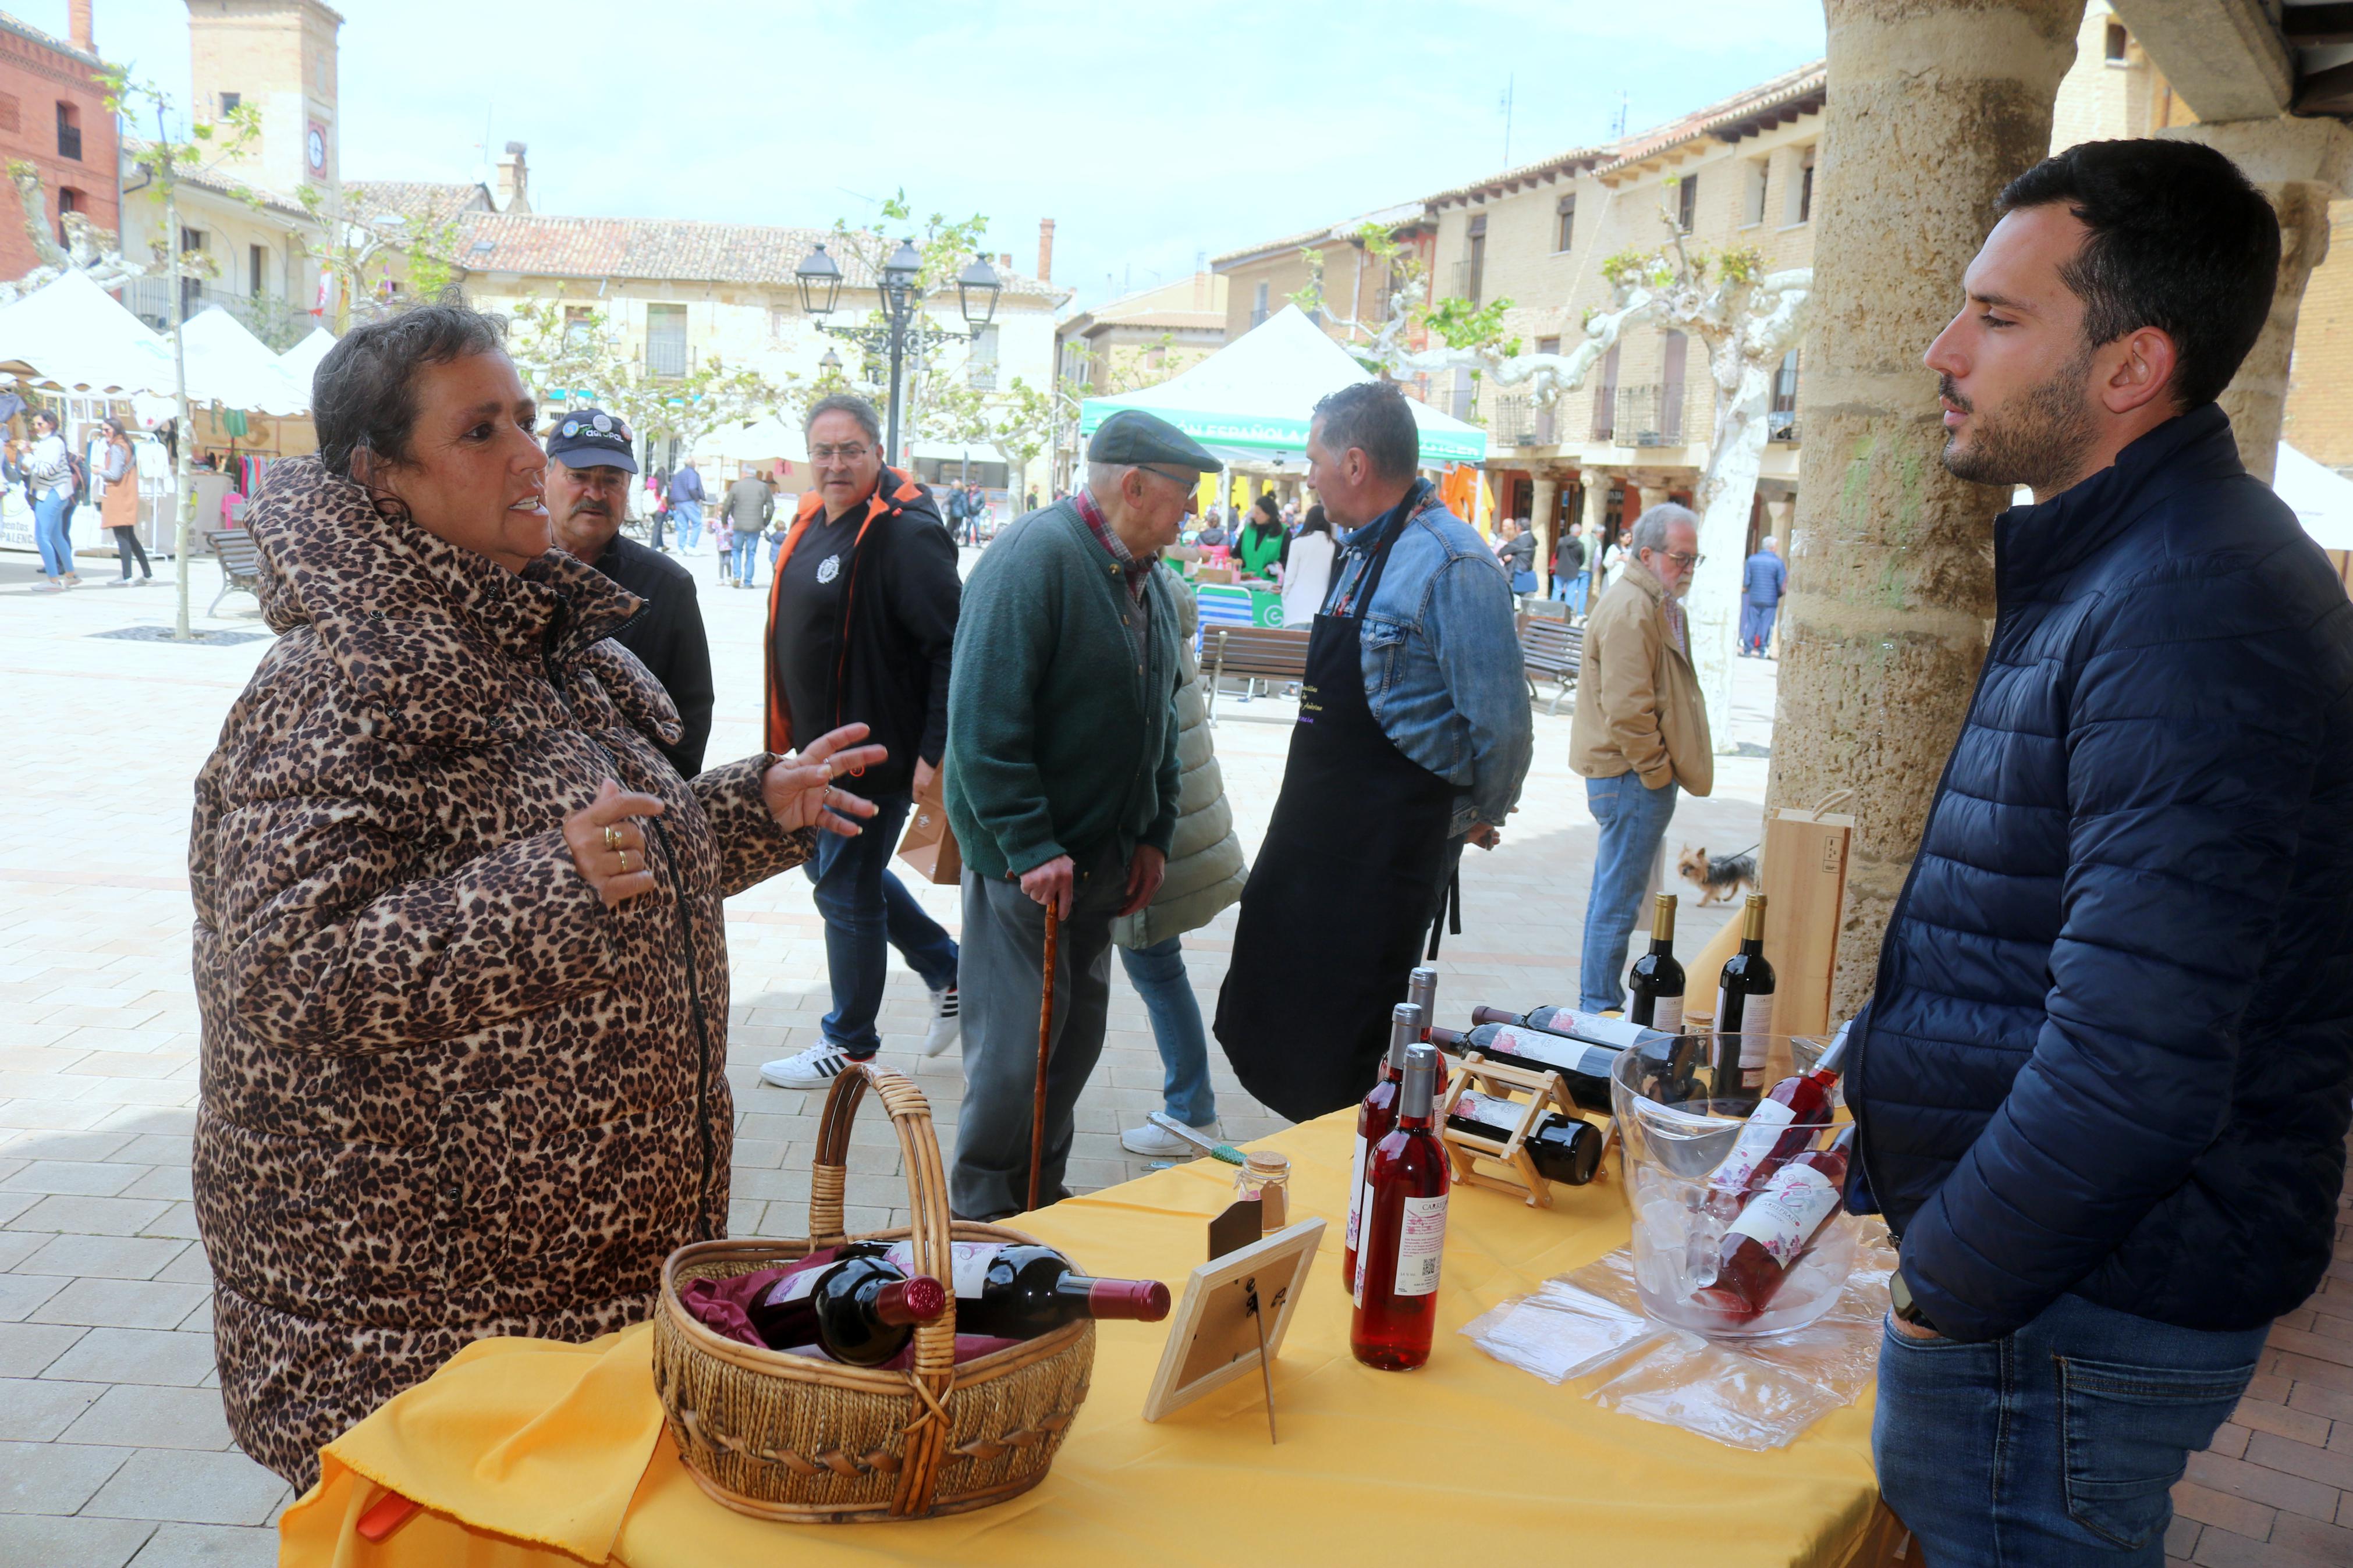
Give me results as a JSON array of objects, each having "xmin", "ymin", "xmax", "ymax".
[{"xmin": 306, "ymin": 126, "xmax": 326, "ymax": 172}]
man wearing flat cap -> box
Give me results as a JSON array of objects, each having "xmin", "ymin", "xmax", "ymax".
[
  {"xmin": 943, "ymin": 409, "xmax": 1214, "ymax": 1218},
  {"xmin": 546, "ymin": 408, "xmax": 713, "ymax": 776}
]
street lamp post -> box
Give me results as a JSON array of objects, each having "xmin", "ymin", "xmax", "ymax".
[{"xmin": 796, "ymin": 237, "xmax": 1000, "ymax": 470}]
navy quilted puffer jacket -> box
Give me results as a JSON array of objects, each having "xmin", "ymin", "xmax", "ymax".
[{"xmin": 1849, "ymin": 403, "xmax": 2353, "ymax": 1344}]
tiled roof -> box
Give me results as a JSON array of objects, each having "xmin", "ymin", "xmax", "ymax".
[
  {"xmin": 1592, "ymin": 62, "xmax": 1827, "ymax": 179},
  {"xmin": 1212, "ymin": 201, "xmax": 1434, "ymax": 268},
  {"xmin": 346, "ymin": 180, "xmax": 494, "ymax": 225},
  {"xmin": 0, "ymin": 8, "xmax": 102, "ymax": 69},
  {"xmin": 451, "ymin": 212, "xmax": 1057, "ymax": 300},
  {"xmin": 120, "ymin": 140, "xmax": 313, "ymax": 221},
  {"xmin": 1425, "ymin": 146, "xmax": 1611, "ymax": 210}
]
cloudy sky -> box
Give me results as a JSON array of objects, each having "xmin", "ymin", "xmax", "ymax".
[{"xmin": 77, "ymin": 0, "xmax": 1825, "ymax": 314}]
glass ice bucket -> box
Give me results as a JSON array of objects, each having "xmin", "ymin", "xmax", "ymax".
[{"xmin": 1607, "ymin": 1033, "xmax": 1857, "ymax": 1339}]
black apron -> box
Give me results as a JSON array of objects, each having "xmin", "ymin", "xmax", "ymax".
[{"xmin": 1215, "ymin": 502, "xmax": 1461, "ymax": 1122}]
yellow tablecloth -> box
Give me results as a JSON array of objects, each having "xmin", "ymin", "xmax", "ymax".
[{"xmin": 279, "ymin": 1110, "xmax": 1891, "ymax": 1567}]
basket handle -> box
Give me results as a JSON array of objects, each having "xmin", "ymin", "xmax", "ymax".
[{"xmin": 808, "ymin": 1061, "xmax": 960, "ymax": 1377}]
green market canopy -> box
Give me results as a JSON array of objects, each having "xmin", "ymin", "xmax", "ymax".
[{"xmin": 1079, "ymin": 304, "xmax": 1488, "ymax": 467}]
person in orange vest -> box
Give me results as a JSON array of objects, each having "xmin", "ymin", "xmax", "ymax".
[{"xmin": 757, "ymin": 393, "xmax": 964, "ymax": 1089}]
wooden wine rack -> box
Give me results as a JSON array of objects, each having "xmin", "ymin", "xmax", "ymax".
[{"xmin": 1438, "ymin": 1053, "xmax": 1604, "ymax": 1209}]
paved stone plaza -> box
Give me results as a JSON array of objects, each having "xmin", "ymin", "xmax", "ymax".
[{"xmin": 2, "ymin": 541, "xmax": 2345, "ymax": 1566}]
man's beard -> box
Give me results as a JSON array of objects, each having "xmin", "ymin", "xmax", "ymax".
[{"xmin": 1939, "ymin": 347, "xmax": 2101, "ymax": 494}]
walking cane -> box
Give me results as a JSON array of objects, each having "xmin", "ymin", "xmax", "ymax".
[{"xmin": 1028, "ymin": 905, "xmax": 1059, "ymax": 1213}]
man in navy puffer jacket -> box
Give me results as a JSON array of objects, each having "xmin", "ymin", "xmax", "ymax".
[{"xmin": 1858, "ymin": 139, "xmax": 2353, "ymax": 1565}]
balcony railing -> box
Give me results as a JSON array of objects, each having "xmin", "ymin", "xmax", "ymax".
[
  {"xmin": 1488, "ymin": 394, "xmax": 1560, "ymax": 448},
  {"xmin": 644, "ymin": 337, "xmax": 689, "ymax": 378},
  {"xmin": 116, "ymin": 277, "xmax": 307, "ymax": 351},
  {"xmin": 1593, "ymin": 383, "xmax": 1685, "ymax": 446},
  {"xmin": 1768, "ymin": 409, "xmax": 1800, "ymax": 443}
]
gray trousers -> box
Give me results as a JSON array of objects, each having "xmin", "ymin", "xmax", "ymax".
[{"xmin": 950, "ymin": 841, "xmax": 1127, "ymax": 1221}]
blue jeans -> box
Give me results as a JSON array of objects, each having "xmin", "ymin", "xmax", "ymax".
[
  {"xmin": 1578, "ymin": 771, "xmax": 1679, "ymax": 1012},
  {"xmin": 801, "ymin": 790, "xmax": 959, "ymax": 1056},
  {"xmin": 1740, "ymin": 600, "xmax": 1779, "ymax": 654},
  {"xmin": 1117, "ymin": 935, "xmax": 1216, "ymax": 1127},
  {"xmin": 732, "ymin": 533, "xmax": 759, "ymax": 585},
  {"xmin": 1875, "ymin": 1292, "xmax": 2265, "ymax": 1565},
  {"xmin": 1554, "ymin": 575, "xmax": 1589, "ymax": 614},
  {"xmin": 33, "ymin": 487, "xmax": 72, "ymax": 577},
  {"xmin": 673, "ymin": 499, "xmax": 702, "ymax": 550}
]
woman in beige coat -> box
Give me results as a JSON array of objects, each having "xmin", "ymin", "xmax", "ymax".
[
  {"xmin": 191, "ymin": 304, "xmax": 882, "ymax": 1486},
  {"xmin": 96, "ymin": 417, "xmax": 151, "ymax": 583}
]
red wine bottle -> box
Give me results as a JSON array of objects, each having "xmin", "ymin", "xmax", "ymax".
[
  {"xmin": 1471, "ymin": 1004, "xmax": 1658, "ymax": 1051},
  {"xmin": 1690, "ymin": 1126, "xmax": 1853, "ymax": 1321},
  {"xmin": 1346, "ymin": 1003, "xmax": 1424, "ymax": 1293},
  {"xmin": 1351, "ymin": 1043, "xmax": 1451, "ymax": 1370},
  {"xmin": 1432, "ymin": 1022, "xmax": 1618, "ymax": 1112},
  {"xmin": 1408, "ymin": 966, "xmax": 1439, "ymax": 1039},
  {"xmin": 1443, "ymin": 1089, "xmax": 1604, "ymax": 1186},
  {"xmin": 1626, "ymin": 894, "xmax": 1686, "ymax": 1032},
  {"xmin": 882, "ymin": 1241, "xmax": 1169, "ymax": 1336},
  {"xmin": 1713, "ymin": 893, "xmax": 1777, "ymax": 1096},
  {"xmin": 1704, "ymin": 1021, "xmax": 1850, "ymax": 1216},
  {"xmin": 746, "ymin": 1254, "xmax": 948, "ymax": 1367}
]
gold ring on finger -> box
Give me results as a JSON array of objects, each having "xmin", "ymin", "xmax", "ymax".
[
  {"xmin": 619, "ymin": 848, "xmax": 633, "ymax": 871},
  {"xmin": 603, "ymin": 824, "xmax": 624, "ymax": 851}
]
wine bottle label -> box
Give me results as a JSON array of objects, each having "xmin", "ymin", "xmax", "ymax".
[
  {"xmin": 1713, "ymin": 989, "xmax": 1775, "ymax": 1083},
  {"xmin": 1490, "ymin": 1025, "xmax": 1616, "ymax": 1082},
  {"xmin": 1351, "ymin": 1181, "xmax": 1375, "ymax": 1306},
  {"xmin": 1392, "ymin": 1194, "xmax": 1449, "ymax": 1296},
  {"xmin": 759, "ymin": 1266, "xmax": 826, "ymax": 1309},
  {"xmin": 1727, "ymin": 1164, "xmax": 1840, "ymax": 1267},
  {"xmin": 1709, "ymin": 1100, "xmax": 1796, "ymax": 1192},
  {"xmin": 1453, "ymin": 1090, "xmax": 1521, "ymax": 1129},
  {"xmin": 1652, "ymin": 994, "xmax": 1684, "ymax": 1032},
  {"xmin": 1547, "ymin": 1011, "xmax": 1649, "ymax": 1050},
  {"xmin": 882, "ymin": 1240, "xmax": 998, "ymax": 1300},
  {"xmin": 1344, "ymin": 1135, "xmax": 1369, "ymax": 1256}
]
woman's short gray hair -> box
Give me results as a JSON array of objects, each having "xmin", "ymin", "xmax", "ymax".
[{"xmin": 1628, "ymin": 502, "xmax": 1700, "ymax": 556}]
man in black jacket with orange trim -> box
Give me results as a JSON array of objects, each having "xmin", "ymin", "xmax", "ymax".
[{"xmin": 758, "ymin": 393, "xmax": 963, "ymax": 1089}]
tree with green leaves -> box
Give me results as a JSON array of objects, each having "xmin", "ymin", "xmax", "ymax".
[
  {"xmin": 299, "ymin": 184, "xmax": 463, "ymax": 328},
  {"xmin": 104, "ymin": 67, "xmax": 264, "ymax": 642}
]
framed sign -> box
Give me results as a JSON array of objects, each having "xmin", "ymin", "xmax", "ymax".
[{"xmin": 1142, "ymin": 1217, "xmax": 1324, "ymax": 1425}]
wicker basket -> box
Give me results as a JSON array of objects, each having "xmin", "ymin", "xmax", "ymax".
[{"xmin": 654, "ymin": 1061, "xmax": 1096, "ymax": 1523}]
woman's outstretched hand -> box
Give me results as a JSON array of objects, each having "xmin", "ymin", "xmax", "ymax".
[
  {"xmin": 563, "ymin": 778, "xmax": 666, "ymax": 909},
  {"xmin": 764, "ymin": 723, "xmax": 889, "ymax": 836}
]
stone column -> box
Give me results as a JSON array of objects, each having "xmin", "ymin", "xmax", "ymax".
[
  {"xmin": 1763, "ymin": 497, "xmax": 1794, "ymax": 545},
  {"xmin": 1531, "ymin": 472, "xmax": 1560, "ymax": 592},
  {"xmin": 1773, "ymin": 0, "xmax": 2084, "ymax": 1016},
  {"xmin": 1581, "ymin": 469, "xmax": 1613, "ymax": 602},
  {"xmin": 1635, "ymin": 480, "xmax": 1671, "ymax": 515},
  {"xmin": 2161, "ymin": 118, "xmax": 2353, "ymax": 484}
]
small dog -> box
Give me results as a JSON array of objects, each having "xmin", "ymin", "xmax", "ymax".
[{"xmin": 1677, "ymin": 844, "xmax": 1759, "ymax": 906}]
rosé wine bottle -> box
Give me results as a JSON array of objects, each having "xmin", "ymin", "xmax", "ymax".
[{"xmin": 1351, "ymin": 1044, "xmax": 1453, "ymax": 1371}]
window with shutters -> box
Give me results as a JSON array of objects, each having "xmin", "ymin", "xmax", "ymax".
[
  {"xmin": 250, "ymin": 244, "xmax": 266, "ymax": 295},
  {"xmin": 1787, "ymin": 145, "xmax": 1816, "ymax": 226},
  {"xmin": 1742, "ymin": 159, "xmax": 1769, "ymax": 227},
  {"xmin": 1555, "ymin": 194, "xmax": 1575, "ymax": 254},
  {"xmin": 1676, "ymin": 173, "xmax": 1697, "ymax": 233},
  {"xmin": 1661, "ymin": 330, "xmax": 1688, "ymax": 442},
  {"xmin": 1251, "ymin": 280, "xmax": 1269, "ymax": 328},
  {"xmin": 645, "ymin": 304, "xmax": 688, "ymax": 377},
  {"xmin": 55, "ymin": 102, "xmax": 80, "ymax": 162}
]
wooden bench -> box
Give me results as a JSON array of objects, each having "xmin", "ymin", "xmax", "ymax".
[
  {"xmin": 210, "ymin": 528, "xmax": 262, "ymax": 617},
  {"xmin": 1518, "ymin": 614, "xmax": 1582, "ymax": 715},
  {"xmin": 1203, "ymin": 624, "xmax": 1312, "ymax": 724}
]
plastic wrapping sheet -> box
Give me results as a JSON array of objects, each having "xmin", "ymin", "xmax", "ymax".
[
  {"xmin": 1460, "ymin": 1282, "xmax": 1665, "ymax": 1384},
  {"xmin": 1469, "ymin": 1218, "xmax": 1898, "ymax": 1449},
  {"xmin": 1588, "ymin": 1331, "xmax": 1848, "ymax": 1450}
]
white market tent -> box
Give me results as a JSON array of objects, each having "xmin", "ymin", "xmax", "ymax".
[
  {"xmin": 2274, "ymin": 441, "xmax": 2353, "ymax": 553},
  {"xmin": 1078, "ymin": 305, "xmax": 1488, "ymax": 467},
  {"xmin": 0, "ymin": 269, "xmax": 175, "ymax": 394},
  {"xmin": 278, "ymin": 325, "xmax": 337, "ymax": 390},
  {"xmin": 179, "ymin": 307, "xmax": 310, "ymax": 415}
]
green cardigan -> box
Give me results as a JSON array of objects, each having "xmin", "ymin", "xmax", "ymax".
[{"xmin": 945, "ymin": 500, "xmax": 1184, "ymax": 881}]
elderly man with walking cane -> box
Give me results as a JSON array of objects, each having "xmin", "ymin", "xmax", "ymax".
[{"xmin": 942, "ymin": 410, "xmax": 1211, "ymax": 1219}]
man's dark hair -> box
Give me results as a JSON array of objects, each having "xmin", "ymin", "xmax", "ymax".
[
  {"xmin": 804, "ymin": 392, "xmax": 883, "ymax": 443},
  {"xmin": 313, "ymin": 303, "xmax": 507, "ymax": 478},
  {"xmin": 1996, "ymin": 139, "xmax": 2278, "ymax": 410},
  {"xmin": 1311, "ymin": 379, "xmax": 1420, "ymax": 483}
]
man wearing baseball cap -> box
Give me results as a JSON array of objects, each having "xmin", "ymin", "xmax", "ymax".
[
  {"xmin": 545, "ymin": 408, "xmax": 714, "ymax": 777},
  {"xmin": 942, "ymin": 408, "xmax": 1216, "ymax": 1218}
]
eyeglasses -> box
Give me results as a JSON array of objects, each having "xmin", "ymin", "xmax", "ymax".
[
  {"xmin": 1132, "ymin": 465, "xmax": 1195, "ymax": 490},
  {"xmin": 1651, "ymin": 549, "xmax": 1704, "ymax": 570},
  {"xmin": 809, "ymin": 443, "xmax": 872, "ymax": 463}
]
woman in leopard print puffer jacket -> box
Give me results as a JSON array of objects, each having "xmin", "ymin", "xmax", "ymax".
[{"xmin": 190, "ymin": 308, "xmax": 882, "ymax": 1488}]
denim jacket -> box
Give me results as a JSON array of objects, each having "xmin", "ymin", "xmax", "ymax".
[{"xmin": 1329, "ymin": 482, "xmax": 1533, "ymax": 835}]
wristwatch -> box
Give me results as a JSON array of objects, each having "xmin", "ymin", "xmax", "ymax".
[{"xmin": 1889, "ymin": 1268, "xmax": 1939, "ymax": 1334}]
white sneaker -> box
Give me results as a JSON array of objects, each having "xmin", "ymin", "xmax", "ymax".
[
  {"xmin": 760, "ymin": 1041, "xmax": 863, "ymax": 1089},
  {"xmin": 921, "ymin": 987, "xmax": 961, "ymax": 1057},
  {"xmin": 1120, "ymin": 1118, "xmax": 1219, "ymax": 1158}
]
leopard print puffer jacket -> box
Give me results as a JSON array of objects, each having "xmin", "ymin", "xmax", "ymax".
[{"xmin": 190, "ymin": 458, "xmax": 810, "ymax": 1488}]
